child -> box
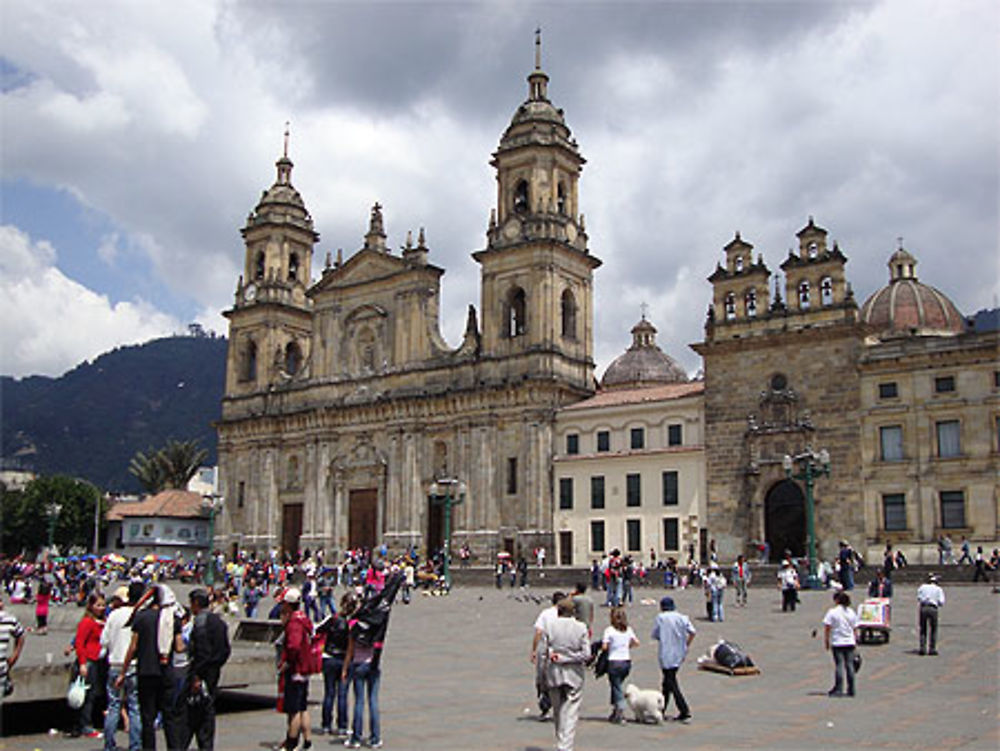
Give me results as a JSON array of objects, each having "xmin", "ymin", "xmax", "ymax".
[{"xmin": 35, "ymin": 580, "xmax": 52, "ymax": 634}]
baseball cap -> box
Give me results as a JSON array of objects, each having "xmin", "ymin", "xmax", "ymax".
[{"xmin": 282, "ymin": 587, "xmax": 302, "ymax": 604}]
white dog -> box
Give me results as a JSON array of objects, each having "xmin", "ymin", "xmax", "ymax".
[{"xmin": 624, "ymin": 683, "xmax": 666, "ymax": 724}]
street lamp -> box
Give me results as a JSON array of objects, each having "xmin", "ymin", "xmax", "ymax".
[
  {"xmin": 46, "ymin": 502, "xmax": 63, "ymax": 552},
  {"xmin": 428, "ymin": 478, "xmax": 466, "ymax": 589},
  {"xmin": 783, "ymin": 446, "xmax": 830, "ymax": 589},
  {"xmin": 202, "ymin": 494, "xmax": 224, "ymax": 587}
]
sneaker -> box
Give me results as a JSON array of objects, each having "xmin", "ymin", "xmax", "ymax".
[
  {"xmin": 674, "ymin": 714, "xmax": 692, "ymax": 723},
  {"xmin": 918, "ymin": 649, "xmax": 926, "ymax": 656},
  {"xmin": 83, "ymin": 730, "xmax": 103, "ymax": 739},
  {"xmin": 344, "ymin": 740, "xmax": 362, "ymax": 749},
  {"xmin": 928, "ymin": 650, "xmax": 938, "ymax": 656},
  {"xmin": 369, "ymin": 741, "xmax": 383, "ymax": 749}
]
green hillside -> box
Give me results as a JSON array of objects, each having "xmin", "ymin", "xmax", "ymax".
[{"xmin": 1, "ymin": 335, "xmax": 227, "ymax": 492}]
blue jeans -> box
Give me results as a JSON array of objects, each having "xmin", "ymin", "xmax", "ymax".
[
  {"xmin": 350, "ymin": 661, "xmax": 381, "ymax": 744},
  {"xmin": 831, "ymin": 645, "xmax": 856, "ymax": 695},
  {"xmin": 105, "ymin": 667, "xmax": 141, "ymax": 751},
  {"xmin": 319, "ymin": 594, "xmax": 335, "ymax": 619},
  {"xmin": 607, "ymin": 660, "xmax": 631, "ymax": 710},
  {"xmin": 711, "ymin": 590, "xmax": 724, "ymax": 621},
  {"xmin": 322, "ymin": 656, "xmax": 348, "ymax": 732}
]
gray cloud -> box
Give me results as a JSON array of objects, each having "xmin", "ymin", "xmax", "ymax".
[{"xmin": 2, "ymin": 0, "xmax": 996, "ymax": 379}]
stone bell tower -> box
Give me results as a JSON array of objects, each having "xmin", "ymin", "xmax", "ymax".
[
  {"xmin": 473, "ymin": 31, "xmax": 601, "ymax": 393},
  {"xmin": 224, "ymin": 128, "xmax": 318, "ymax": 395}
]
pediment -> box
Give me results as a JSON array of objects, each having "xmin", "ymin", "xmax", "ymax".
[{"xmin": 311, "ymin": 249, "xmax": 411, "ymax": 293}]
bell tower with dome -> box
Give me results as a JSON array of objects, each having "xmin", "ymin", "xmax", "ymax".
[
  {"xmin": 474, "ymin": 31, "xmax": 601, "ymax": 392},
  {"xmin": 224, "ymin": 129, "xmax": 318, "ymax": 395}
]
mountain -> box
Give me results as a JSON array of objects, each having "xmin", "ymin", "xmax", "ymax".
[{"xmin": 1, "ymin": 335, "xmax": 227, "ymax": 492}]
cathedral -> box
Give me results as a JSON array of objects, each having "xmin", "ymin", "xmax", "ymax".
[
  {"xmin": 216, "ymin": 43, "xmax": 600, "ymax": 560},
  {"xmin": 217, "ymin": 42, "xmax": 998, "ymax": 567}
]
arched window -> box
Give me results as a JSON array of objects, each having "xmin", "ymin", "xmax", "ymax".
[
  {"xmin": 557, "ymin": 182, "xmax": 567, "ymax": 214},
  {"xmin": 284, "ymin": 341, "xmax": 302, "ymax": 375},
  {"xmin": 745, "ymin": 288, "xmax": 757, "ymax": 318},
  {"xmin": 508, "ymin": 287, "xmax": 527, "ymax": 337},
  {"xmin": 735, "ymin": 256, "xmax": 744, "ymax": 273},
  {"xmin": 513, "ymin": 180, "xmax": 529, "ymax": 214},
  {"xmin": 799, "ymin": 280, "xmax": 811, "ymax": 309},
  {"xmin": 724, "ymin": 292, "xmax": 736, "ymax": 321},
  {"xmin": 254, "ymin": 251, "xmax": 265, "ymax": 280},
  {"xmin": 561, "ymin": 289, "xmax": 577, "ymax": 339},
  {"xmin": 807, "ymin": 241, "xmax": 818, "ymax": 259},
  {"xmin": 288, "ymin": 253, "xmax": 299, "ymax": 282},
  {"xmin": 820, "ymin": 277, "xmax": 834, "ymax": 306},
  {"xmin": 243, "ymin": 340, "xmax": 257, "ymax": 382}
]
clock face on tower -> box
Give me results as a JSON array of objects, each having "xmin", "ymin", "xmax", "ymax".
[{"xmin": 243, "ymin": 283, "xmax": 257, "ymax": 303}]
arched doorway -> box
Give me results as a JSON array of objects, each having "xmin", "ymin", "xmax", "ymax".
[{"xmin": 764, "ymin": 480, "xmax": 806, "ymax": 562}]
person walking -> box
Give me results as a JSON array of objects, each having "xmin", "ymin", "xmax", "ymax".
[
  {"xmin": 101, "ymin": 584, "xmax": 142, "ymax": 751},
  {"xmin": 72, "ymin": 592, "xmax": 106, "ymax": 739},
  {"xmin": 706, "ymin": 564, "xmax": 726, "ymax": 622},
  {"xmin": 822, "ymin": 591, "xmax": 859, "ymax": 697},
  {"xmin": 972, "ymin": 547, "xmax": 990, "ymax": 582},
  {"xmin": 731, "ymin": 555, "xmax": 751, "ymax": 607},
  {"xmin": 916, "ymin": 573, "xmax": 945, "ymax": 655},
  {"xmin": 318, "ymin": 591, "xmax": 356, "ymax": 738},
  {"xmin": 184, "ymin": 588, "xmax": 231, "ymax": 750},
  {"xmin": 650, "ymin": 596, "xmax": 695, "ymax": 723},
  {"xmin": 957, "ymin": 536, "xmax": 972, "ymax": 565},
  {"xmin": 278, "ymin": 587, "xmax": 313, "ymax": 751},
  {"xmin": 530, "ymin": 591, "xmax": 564, "ymax": 719},
  {"xmin": 778, "ymin": 560, "xmax": 800, "ymax": 612},
  {"xmin": 542, "ymin": 598, "xmax": 590, "ymax": 751},
  {"xmin": 0, "ymin": 594, "xmax": 26, "ymax": 701},
  {"xmin": 837, "ymin": 541, "xmax": 855, "ymax": 590},
  {"xmin": 600, "ymin": 606, "xmax": 638, "ymax": 724},
  {"xmin": 570, "ymin": 582, "xmax": 595, "ymax": 636}
]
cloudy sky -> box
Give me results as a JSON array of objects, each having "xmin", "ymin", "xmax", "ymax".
[{"xmin": 2, "ymin": 0, "xmax": 997, "ymax": 379}]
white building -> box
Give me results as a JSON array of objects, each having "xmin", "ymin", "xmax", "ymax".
[{"xmin": 553, "ymin": 318, "xmax": 706, "ymax": 566}]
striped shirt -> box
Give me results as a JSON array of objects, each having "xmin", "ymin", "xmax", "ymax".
[{"xmin": 0, "ymin": 609, "xmax": 26, "ymax": 678}]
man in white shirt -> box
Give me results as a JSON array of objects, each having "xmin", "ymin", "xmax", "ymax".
[
  {"xmin": 916, "ymin": 573, "xmax": 945, "ymax": 655},
  {"xmin": 530, "ymin": 591, "xmax": 565, "ymax": 719},
  {"xmin": 102, "ymin": 583, "xmax": 143, "ymax": 751}
]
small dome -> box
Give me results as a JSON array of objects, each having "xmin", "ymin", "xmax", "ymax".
[
  {"xmin": 860, "ymin": 247, "xmax": 965, "ymax": 338},
  {"xmin": 601, "ymin": 317, "xmax": 688, "ymax": 389}
]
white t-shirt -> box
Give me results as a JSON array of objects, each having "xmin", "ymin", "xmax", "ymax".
[
  {"xmin": 822, "ymin": 605, "xmax": 858, "ymax": 647},
  {"xmin": 602, "ymin": 626, "xmax": 636, "ymax": 661},
  {"xmin": 778, "ymin": 568, "xmax": 799, "ymax": 588},
  {"xmin": 534, "ymin": 605, "xmax": 558, "ymax": 634}
]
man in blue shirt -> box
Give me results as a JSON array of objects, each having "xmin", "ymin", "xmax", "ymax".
[{"xmin": 651, "ymin": 596, "xmax": 696, "ymax": 722}]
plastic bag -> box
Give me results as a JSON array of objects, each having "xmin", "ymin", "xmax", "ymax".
[{"xmin": 67, "ymin": 676, "xmax": 87, "ymax": 709}]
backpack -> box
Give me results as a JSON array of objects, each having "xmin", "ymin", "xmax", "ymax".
[{"xmin": 305, "ymin": 623, "xmax": 325, "ymax": 675}]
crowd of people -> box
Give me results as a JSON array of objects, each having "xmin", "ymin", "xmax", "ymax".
[{"xmin": 0, "ymin": 534, "xmax": 994, "ymax": 750}]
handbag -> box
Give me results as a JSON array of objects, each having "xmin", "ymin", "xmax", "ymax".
[{"xmin": 852, "ymin": 652, "xmax": 862, "ymax": 673}]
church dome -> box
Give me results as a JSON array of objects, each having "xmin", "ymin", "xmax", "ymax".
[
  {"xmin": 601, "ymin": 317, "xmax": 689, "ymax": 389},
  {"xmin": 245, "ymin": 153, "xmax": 314, "ymax": 233},
  {"xmin": 860, "ymin": 246, "xmax": 965, "ymax": 338}
]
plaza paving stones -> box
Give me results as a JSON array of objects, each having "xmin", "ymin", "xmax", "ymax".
[{"xmin": 4, "ymin": 582, "xmax": 997, "ymax": 750}]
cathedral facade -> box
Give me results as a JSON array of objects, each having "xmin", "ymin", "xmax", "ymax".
[
  {"xmin": 693, "ymin": 224, "xmax": 999, "ymax": 563},
  {"xmin": 216, "ymin": 52, "xmax": 600, "ymax": 560}
]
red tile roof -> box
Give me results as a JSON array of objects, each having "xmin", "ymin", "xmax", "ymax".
[
  {"xmin": 563, "ymin": 381, "xmax": 704, "ymax": 411},
  {"xmin": 106, "ymin": 490, "xmax": 206, "ymax": 521}
]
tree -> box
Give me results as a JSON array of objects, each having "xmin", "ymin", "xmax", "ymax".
[
  {"xmin": 1, "ymin": 475, "xmax": 104, "ymax": 555},
  {"xmin": 129, "ymin": 448, "xmax": 168, "ymax": 493},
  {"xmin": 158, "ymin": 438, "xmax": 208, "ymax": 490},
  {"xmin": 128, "ymin": 439, "xmax": 208, "ymax": 493}
]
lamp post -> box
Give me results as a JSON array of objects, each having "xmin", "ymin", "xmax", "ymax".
[
  {"xmin": 46, "ymin": 502, "xmax": 63, "ymax": 552},
  {"xmin": 783, "ymin": 446, "xmax": 830, "ymax": 590},
  {"xmin": 202, "ymin": 494, "xmax": 224, "ymax": 587},
  {"xmin": 428, "ymin": 478, "xmax": 466, "ymax": 589}
]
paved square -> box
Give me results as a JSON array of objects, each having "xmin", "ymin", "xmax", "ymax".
[{"xmin": 5, "ymin": 581, "xmax": 998, "ymax": 750}]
